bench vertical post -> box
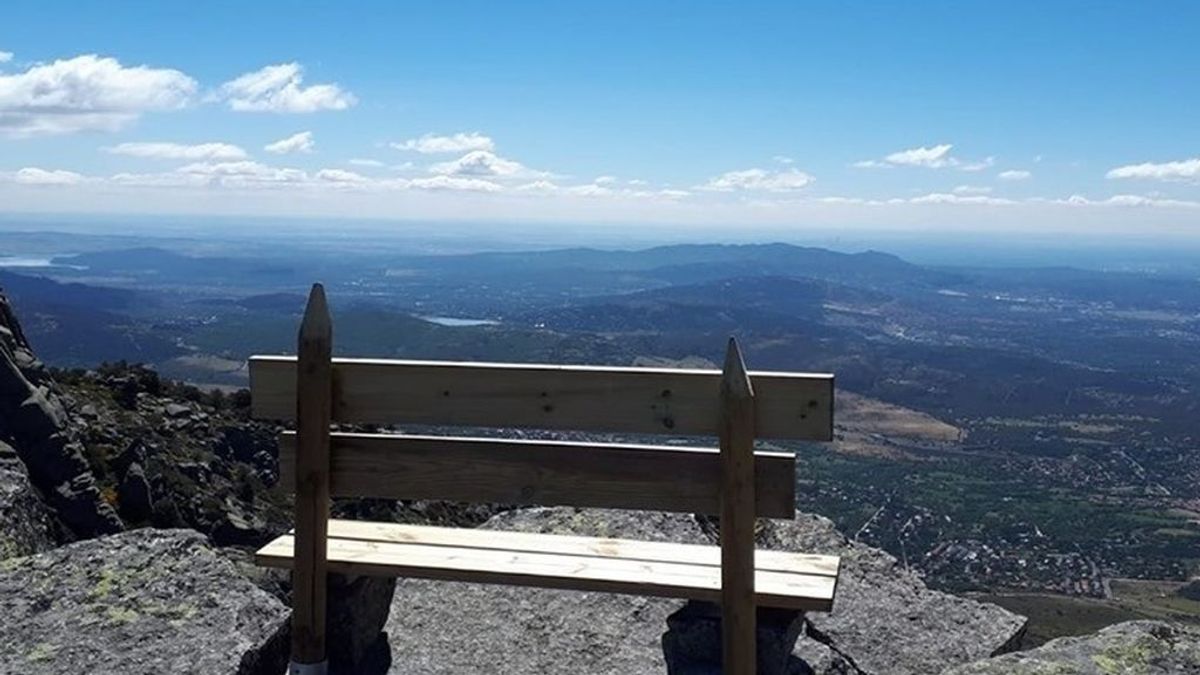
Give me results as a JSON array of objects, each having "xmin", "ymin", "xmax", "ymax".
[
  {"xmin": 290, "ymin": 284, "xmax": 333, "ymax": 674},
  {"xmin": 719, "ymin": 338, "xmax": 757, "ymax": 675}
]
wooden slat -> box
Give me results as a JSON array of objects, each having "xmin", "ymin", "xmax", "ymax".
[
  {"xmin": 250, "ymin": 355, "xmax": 833, "ymax": 440},
  {"xmin": 277, "ymin": 432, "xmax": 797, "ymax": 518},
  {"xmin": 291, "ymin": 284, "xmax": 332, "ymax": 667},
  {"xmin": 319, "ymin": 519, "xmax": 840, "ymax": 578},
  {"xmin": 720, "ymin": 338, "xmax": 758, "ymax": 675},
  {"xmin": 256, "ymin": 534, "xmax": 836, "ymax": 612}
]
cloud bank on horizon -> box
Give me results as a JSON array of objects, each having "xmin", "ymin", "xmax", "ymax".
[{"xmin": 0, "ymin": 2, "xmax": 1197, "ymax": 233}]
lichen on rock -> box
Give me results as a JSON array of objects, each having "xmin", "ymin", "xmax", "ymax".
[
  {"xmin": 944, "ymin": 620, "xmax": 1200, "ymax": 674},
  {"xmin": 0, "ymin": 528, "xmax": 289, "ymax": 675}
]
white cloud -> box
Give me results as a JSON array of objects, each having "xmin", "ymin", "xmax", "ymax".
[
  {"xmin": 430, "ymin": 150, "xmax": 535, "ymax": 178},
  {"xmin": 1106, "ymin": 158, "xmax": 1200, "ymax": 182},
  {"xmin": 12, "ymin": 167, "xmax": 86, "ymax": 185},
  {"xmin": 816, "ymin": 196, "xmax": 867, "ymax": 205},
  {"xmin": 264, "ymin": 131, "xmax": 314, "ymax": 155},
  {"xmin": 516, "ymin": 180, "xmax": 560, "ymax": 193},
  {"xmin": 799, "ymin": 192, "xmax": 1019, "ymax": 207},
  {"xmin": 855, "ymin": 144, "xmax": 992, "ymax": 172},
  {"xmin": 566, "ymin": 183, "xmax": 615, "ymax": 197},
  {"xmin": 348, "ymin": 158, "xmax": 385, "ymax": 168},
  {"xmin": 106, "ymin": 141, "xmax": 247, "ymax": 160},
  {"xmin": 953, "ymin": 185, "xmax": 993, "ymax": 195},
  {"xmin": 408, "ymin": 175, "xmax": 503, "ymax": 192},
  {"xmin": 886, "ymin": 144, "xmax": 955, "ymax": 168},
  {"xmin": 176, "ymin": 160, "xmax": 307, "ymax": 186},
  {"xmin": 103, "ymin": 162, "xmax": 377, "ymax": 191},
  {"xmin": 1051, "ymin": 194, "xmax": 1200, "ymax": 209},
  {"xmin": 700, "ymin": 167, "xmax": 814, "ymax": 192},
  {"xmin": 658, "ymin": 189, "xmax": 691, "ymax": 199},
  {"xmin": 799, "ymin": 192, "xmax": 1197, "ymax": 209},
  {"xmin": 109, "ymin": 171, "xmax": 207, "ymax": 188},
  {"xmin": 219, "ymin": 63, "xmax": 355, "ymax": 113},
  {"xmin": 13, "ymin": 154, "xmax": 1200, "ymax": 227},
  {"xmin": 909, "ymin": 192, "xmax": 1015, "ymax": 205},
  {"xmin": 514, "ymin": 178, "xmax": 686, "ymax": 201},
  {"xmin": 0, "ymin": 52, "xmax": 13, "ymax": 64},
  {"xmin": 998, "ymin": 169, "xmax": 1032, "ymax": 181},
  {"xmin": 517, "ymin": 179, "xmax": 684, "ymax": 201},
  {"xmin": 316, "ymin": 168, "xmax": 369, "ymax": 184},
  {"xmin": 110, "ymin": 163, "xmax": 389, "ymax": 191},
  {"xmin": 391, "ymin": 132, "xmax": 495, "ymax": 154},
  {"xmin": 0, "ymin": 54, "xmax": 196, "ymax": 137}
]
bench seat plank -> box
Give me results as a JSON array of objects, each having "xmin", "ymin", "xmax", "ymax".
[
  {"xmin": 316, "ymin": 519, "xmax": 840, "ymax": 577},
  {"xmin": 256, "ymin": 520, "xmax": 838, "ymax": 612}
]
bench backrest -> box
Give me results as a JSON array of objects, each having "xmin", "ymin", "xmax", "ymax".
[
  {"xmin": 250, "ymin": 323, "xmax": 832, "ymax": 518},
  {"xmin": 252, "ymin": 283, "xmax": 835, "ymax": 673}
]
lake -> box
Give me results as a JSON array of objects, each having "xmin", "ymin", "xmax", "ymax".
[{"xmin": 419, "ymin": 316, "xmax": 500, "ymax": 327}]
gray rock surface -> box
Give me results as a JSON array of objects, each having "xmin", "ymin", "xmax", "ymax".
[
  {"xmin": 0, "ymin": 441, "xmax": 57, "ymax": 559},
  {"xmin": 0, "ymin": 528, "xmax": 289, "ymax": 675},
  {"xmin": 384, "ymin": 507, "xmax": 1026, "ymax": 674},
  {"xmin": 771, "ymin": 512, "xmax": 1027, "ymax": 674},
  {"xmin": 0, "ymin": 291, "xmax": 121, "ymax": 538},
  {"xmin": 388, "ymin": 576, "xmax": 667, "ymax": 674},
  {"xmin": 943, "ymin": 620, "xmax": 1200, "ymax": 674}
]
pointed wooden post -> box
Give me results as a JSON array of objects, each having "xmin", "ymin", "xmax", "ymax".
[
  {"xmin": 719, "ymin": 337, "xmax": 757, "ymax": 675},
  {"xmin": 291, "ymin": 284, "xmax": 333, "ymax": 675}
]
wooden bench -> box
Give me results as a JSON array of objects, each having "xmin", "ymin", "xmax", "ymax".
[{"xmin": 251, "ymin": 284, "xmax": 839, "ymax": 675}]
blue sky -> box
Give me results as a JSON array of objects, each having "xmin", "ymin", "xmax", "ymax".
[{"xmin": 1, "ymin": 1, "xmax": 1198, "ymax": 234}]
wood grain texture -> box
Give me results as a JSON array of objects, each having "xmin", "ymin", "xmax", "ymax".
[
  {"xmin": 277, "ymin": 432, "xmax": 797, "ymax": 518},
  {"xmin": 317, "ymin": 519, "xmax": 840, "ymax": 577},
  {"xmin": 249, "ymin": 355, "xmax": 833, "ymax": 440},
  {"xmin": 720, "ymin": 338, "xmax": 758, "ymax": 675},
  {"xmin": 290, "ymin": 284, "xmax": 332, "ymax": 666},
  {"xmin": 255, "ymin": 532, "xmax": 836, "ymax": 612}
]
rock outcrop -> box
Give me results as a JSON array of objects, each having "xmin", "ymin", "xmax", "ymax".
[
  {"xmin": 383, "ymin": 507, "xmax": 1027, "ymax": 674},
  {"xmin": 0, "ymin": 528, "xmax": 289, "ymax": 675},
  {"xmin": 0, "ymin": 440, "xmax": 58, "ymax": 559},
  {"xmin": 54, "ymin": 362, "xmax": 289, "ymax": 547},
  {"xmin": 0, "ymin": 291, "xmax": 121, "ymax": 538},
  {"xmin": 944, "ymin": 620, "xmax": 1200, "ymax": 674}
]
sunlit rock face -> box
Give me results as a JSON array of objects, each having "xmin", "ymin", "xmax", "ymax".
[
  {"xmin": 944, "ymin": 621, "xmax": 1200, "ymax": 675},
  {"xmin": 0, "ymin": 291, "xmax": 121, "ymax": 538}
]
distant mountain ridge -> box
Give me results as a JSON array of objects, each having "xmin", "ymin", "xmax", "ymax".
[
  {"xmin": 518, "ymin": 275, "xmax": 878, "ymax": 334},
  {"xmin": 0, "ymin": 269, "xmax": 137, "ymax": 311},
  {"xmin": 0, "ymin": 271, "xmax": 178, "ymax": 367},
  {"xmin": 53, "ymin": 247, "xmax": 299, "ymax": 283},
  {"xmin": 403, "ymin": 242, "xmax": 961, "ymax": 291}
]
